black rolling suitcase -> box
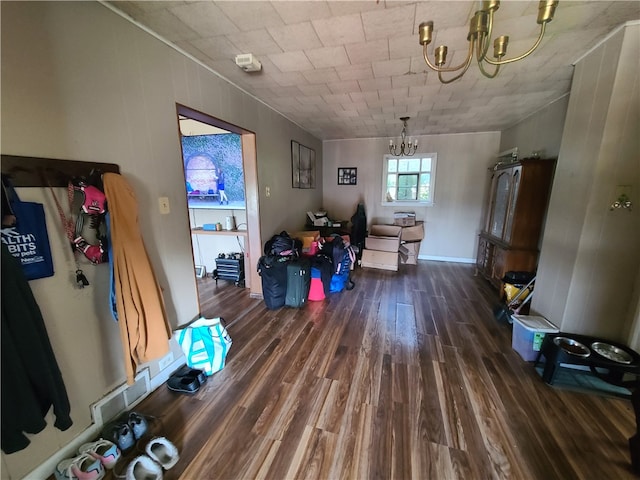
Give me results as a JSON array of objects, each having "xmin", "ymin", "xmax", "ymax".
[
  {"xmin": 285, "ymin": 258, "xmax": 311, "ymax": 308},
  {"xmin": 257, "ymin": 255, "xmax": 289, "ymax": 310}
]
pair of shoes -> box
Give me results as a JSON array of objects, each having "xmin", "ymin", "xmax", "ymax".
[
  {"xmin": 125, "ymin": 437, "xmax": 179, "ymax": 480},
  {"xmin": 54, "ymin": 452, "xmax": 105, "ymax": 480},
  {"xmin": 101, "ymin": 411, "xmax": 148, "ymax": 452},
  {"xmin": 175, "ymin": 364, "xmax": 207, "ymax": 386},
  {"xmin": 78, "ymin": 438, "xmax": 121, "ymax": 469},
  {"xmin": 166, "ymin": 365, "xmax": 207, "ymax": 394}
]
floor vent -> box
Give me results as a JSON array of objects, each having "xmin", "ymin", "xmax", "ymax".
[{"xmin": 91, "ymin": 369, "xmax": 151, "ymax": 426}]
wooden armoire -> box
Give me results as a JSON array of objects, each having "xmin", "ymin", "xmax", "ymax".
[{"xmin": 476, "ymin": 157, "xmax": 556, "ymax": 290}]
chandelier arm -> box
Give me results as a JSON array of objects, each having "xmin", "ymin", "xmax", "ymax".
[
  {"xmin": 437, "ymin": 43, "xmax": 475, "ymax": 84},
  {"xmin": 477, "ymin": 57, "xmax": 501, "ymax": 79},
  {"xmin": 483, "ymin": 22, "xmax": 546, "ymax": 66},
  {"xmin": 422, "ymin": 41, "xmax": 474, "ymax": 73}
]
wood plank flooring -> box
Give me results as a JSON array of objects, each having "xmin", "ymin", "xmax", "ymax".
[{"xmin": 121, "ymin": 261, "xmax": 636, "ymax": 479}]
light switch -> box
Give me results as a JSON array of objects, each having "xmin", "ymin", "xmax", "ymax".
[
  {"xmin": 158, "ymin": 197, "xmax": 170, "ymax": 214},
  {"xmin": 265, "ymin": 186, "xmax": 271, "ymax": 197}
]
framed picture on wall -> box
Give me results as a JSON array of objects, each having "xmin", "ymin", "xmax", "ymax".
[
  {"xmin": 338, "ymin": 167, "xmax": 357, "ymax": 185},
  {"xmin": 291, "ymin": 140, "xmax": 316, "ymax": 189}
]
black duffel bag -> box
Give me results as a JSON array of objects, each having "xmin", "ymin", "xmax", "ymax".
[{"xmin": 264, "ymin": 231, "xmax": 301, "ymax": 257}]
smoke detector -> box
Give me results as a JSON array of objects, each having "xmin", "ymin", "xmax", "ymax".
[{"xmin": 234, "ymin": 53, "xmax": 262, "ymax": 72}]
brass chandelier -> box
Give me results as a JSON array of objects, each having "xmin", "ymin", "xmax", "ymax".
[
  {"xmin": 389, "ymin": 117, "xmax": 418, "ymax": 157},
  {"xmin": 419, "ymin": 1, "xmax": 559, "ymax": 84}
]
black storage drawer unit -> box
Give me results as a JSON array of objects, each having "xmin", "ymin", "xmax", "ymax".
[{"xmin": 214, "ymin": 258, "xmax": 245, "ymax": 287}]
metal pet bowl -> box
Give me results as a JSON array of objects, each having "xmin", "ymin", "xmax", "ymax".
[
  {"xmin": 591, "ymin": 342, "xmax": 633, "ymax": 364},
  {"xmin": 553, "ymin": 336, "xmax": 591, "ymax": 357}
]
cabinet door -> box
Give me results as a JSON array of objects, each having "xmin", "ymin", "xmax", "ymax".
[
  {"xmin": 489, "ymin": 170, "xmax": 511, "ymax": 239},
  {"xmin": 503, "ymin": 166, "xmax": 521, "ymax": 244}
]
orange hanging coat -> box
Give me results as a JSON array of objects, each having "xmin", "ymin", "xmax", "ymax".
[{"xmin": 103, "ymin": 173, "xmax": 171, "ymax": 384}]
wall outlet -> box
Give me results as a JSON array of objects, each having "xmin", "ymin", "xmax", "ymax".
[
  {"xmin": 158, "ymin": 352, "xmax": 174, "ymax": 371},
  {"xmin": 265, "ymin": 186, "xmax": 271, "ymax": 197}
]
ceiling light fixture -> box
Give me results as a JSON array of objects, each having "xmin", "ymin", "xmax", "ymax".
[
  {"xmin": 389, "ymin": 117, "xmax": 418, "ymax": 157},
  {"xmin": 418, "ymin": 0, "xmax": 559, "ymax": 84}
]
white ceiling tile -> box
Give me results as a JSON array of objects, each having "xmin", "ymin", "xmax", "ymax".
[
  {"xmin": 379, "ymin": 87, "xmax": 408, "ymax": 101},
  {"xmin": 414, "ymin": 2, "xmax": 475, "ymax": 30},
  {"xmin": 345, "ymin": 39, "xmax": 389, "ymax": 64},
  {"xmin": 226, "ymin": 29, "xmax": 283, "ymax": 56},
  {"xmin": 216, "ymin": 1, "xmax": 284, "ymax": 31},
  {"xmin": 306, "ymin": 46, "xmax": 351, "ymax": 69},
  {"xmin": 391, "ymin": 73, "xmax": 427, "ymax": 88},
  {"xmin": 296, "ymin": 94, "xmax": 326, "ymax": 105},
  {"xmin": 268, "ymin": 51, "xmax": 314, "ymax": 72},
  {"xmin": 350, "ymin": 91, "xmax": 379, "ymax": 103},
  {"xmin": 111, "ymin": 0, "xmax": 640, "ymax": 139},
  {"xmin": 337, "ymin": 64, "xmax": 374, "ymax": 82},
  {"xmin": 323, "ymin": 93, "xmax": 352, "ymax": 105},
  {"xmin": 327, "ymin": 1, "xmax": 384, "ymax": 17},
  {"xmin": 312, "ymin": 14, "xmax": 365, "ymax": 47},
  {"xmin": 270, "ymin": 71, "xmax": 308, "ymax": 87},
  {"xmin": 372, "ymin": 58, "xmax": 412, "ymax": 78},
  {"xmin": 298, "ymin": 84, "xmax": 332, "ymax": 96},
  {"xmin": 361, "ymin": 4, "xmax": 416, "ymax": 41},
  {"xmin": 268, "ymin": 22, "xmax": 323, "ymax": 52},
  {"xmin": 301, "ymin": 67, "xmax": 340, "ymax": 84},
  {"xmin": 358, "ymin": 76, "xmax": 392, "ymax": 92},
  {"xmin": 190, "ymin": 36, "xmax": 241, "ymax": 61},
  {"xmin": 169, "ymin": 3, "xmax": 240, "ymax": 36},
  {"xmin": 272, "ymin": 1, "xmax": 333, "ymax": 24},
  {"xmin": 327, "ymin": 80, "xmax": 361, "ymax": 94},
  {"xmin": 390, "ymin": 35, "xmax": 421, "ymax": 61}
]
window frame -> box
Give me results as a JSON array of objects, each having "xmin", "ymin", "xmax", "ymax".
[{"xmin": 381, "ymin": 153, "xmax": 437, "ymax": 207}]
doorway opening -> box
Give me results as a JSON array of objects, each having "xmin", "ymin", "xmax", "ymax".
[{"xmin": 176, "ymin": 104, "xmax": 262, "ymax": 314}]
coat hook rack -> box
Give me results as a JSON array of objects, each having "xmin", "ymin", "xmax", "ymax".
[{"xmin": 1, "ymin": 154, "xmax": 120, "ymax": 187}]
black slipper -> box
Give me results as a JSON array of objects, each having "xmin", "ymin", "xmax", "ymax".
[
  {"xmin": 175, "ymin": 365, "xmax": 207, "ymax": 386},
  {"xmin": 167, "ymin": 374, "xmax": 200, "ymax": 394}
]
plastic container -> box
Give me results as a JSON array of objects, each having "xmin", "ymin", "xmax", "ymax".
[{"xmin": 511, "ymin": 314, "xmax": 559, "ymax": 361}]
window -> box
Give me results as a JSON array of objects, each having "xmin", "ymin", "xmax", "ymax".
[{"xmin": 383, "ymin": 154, "xmax": 436, "ymax": 206}]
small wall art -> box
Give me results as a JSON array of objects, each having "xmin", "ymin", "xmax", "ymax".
[
  {"xmin": 338, "ymin": 167, "xmax": 357, "ymax": 185},
  {"xmin": 291, "ymin": 140, "xmax": 316, "ymax": 189}
]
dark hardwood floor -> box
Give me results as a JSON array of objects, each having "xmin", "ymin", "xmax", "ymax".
[{"xmin": 122, "ymin": 261, "xmax": 636, "ymax": 479}]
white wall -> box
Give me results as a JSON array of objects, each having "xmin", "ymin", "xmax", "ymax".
[
  {"xmin": 1, "ymin": 2, "xmax": 321, "ymax": 478},
  {"xmin": 533, "ymin": 24, "xmax": 640, "ymax": 341},
  {"xmin": 323, "ymin": 133, "xmax": 501, "ymax": 261}
]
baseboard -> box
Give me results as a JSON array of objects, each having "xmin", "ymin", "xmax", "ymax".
[
  {"xmin": 24, "ymin": 357, "xmax": 185, "ymax": 480},
  {"xmin": 419, "ymin": 255, "xmax": 476, "ymax": 264}
]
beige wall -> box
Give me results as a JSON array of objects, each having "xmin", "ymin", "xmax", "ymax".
[
  {"xmin": 1, "ymin": 2, "xmax": 321, "ymax": 478},
  {"xmin": 533, "ymin": 24, "xmax": 640, "ymax": 341},
  {"xmin": 323, "ymin": 132, "xmax": 501, "ymax": 261},
  {"xmin": 499, "ymin": 95, "xmax": 570, "ymax": 160}
]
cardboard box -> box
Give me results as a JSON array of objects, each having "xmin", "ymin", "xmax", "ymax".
[
  {"xmin": 365, "ymin": 225, "xmax": 402, "ymax": 252},
  {"xmin": 399, "ymin": 251, "xmax": 417, "ymax": 265},
  {"xmin": 291, "ymin": 231, "xmax": 320, "ymax": 249},
  {"xmin": 361, "ymin": 249, "xmax": 398, "ymax": 271},
  {"xmin": 400, "ymin": 221, "xmax": 424, "ymax": 242},
  {"xmin": 394, "ymin": 211, "xmax": 416, "ymax": 226},
  {"xmin": 399, "ymin": 242, "xmax": 420, "ymax": 256}
]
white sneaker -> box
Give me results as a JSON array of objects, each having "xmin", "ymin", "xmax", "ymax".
[
  {"xmin": 125, "ymin": 455, "xmax": 163, "ymax": 480},
  {"xmin": 78, "ymin": 438, "xmax": 121, "ymax": 469},
  {"xmin": 54, "ymin": 452, "xmax": 105, "ymax": 480},
  {"xmin": 145, "ymin": 437, "xmax": 179, "ymax": 470}
]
